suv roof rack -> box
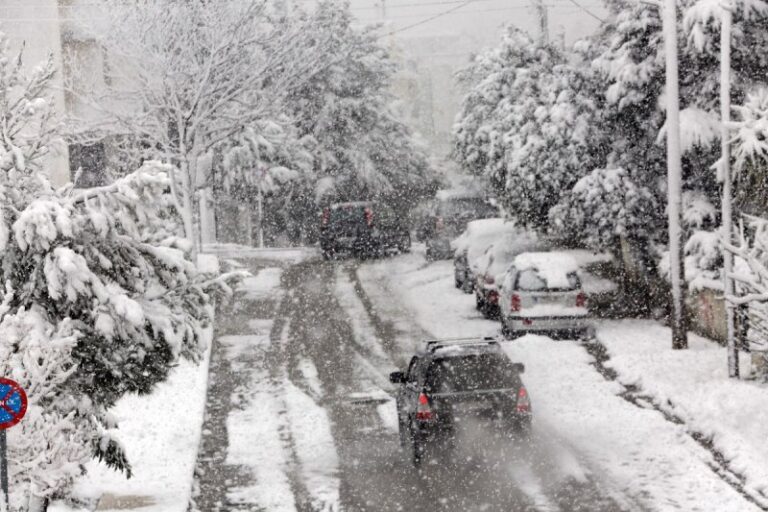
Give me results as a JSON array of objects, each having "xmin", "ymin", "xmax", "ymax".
[{"xmin": 425, "ymin": 336, "xmax": 499, "ymax": 353}]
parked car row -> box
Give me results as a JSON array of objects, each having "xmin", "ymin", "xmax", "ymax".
[{"xmin": 451, "ymin": 218, "xmax": 612, "ymax": 339}]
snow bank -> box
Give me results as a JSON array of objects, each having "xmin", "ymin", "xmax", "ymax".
[{"xmin": 597, "ymin": 320, "xmax": 768, "ymax": 505}]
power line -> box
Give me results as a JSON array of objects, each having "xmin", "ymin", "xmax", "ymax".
[
  {"xmin": 378, "ymin": 0, "xmax": 476, "ymax": 37},
  {"xmin": 357, "ymin": 5, "xmax": 589, "ymax": 21},
  {"xmin": 563, "ymin": 0, "xmax": 606, "ymax": 22}
]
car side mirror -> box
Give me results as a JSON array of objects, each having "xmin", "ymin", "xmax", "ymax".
[
  {"xmin": 513, "ymin": 363, "xmax": 525, "ymax": 374},
  {"xmin": 389, "ymin": 371, "xmax": 406, "ymax": 384}
]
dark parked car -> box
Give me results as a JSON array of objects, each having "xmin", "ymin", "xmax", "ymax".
[
  {"xmin": 419, "ymin": 192, "xmax": 498, "ymax": 260},
  {"xmin": 390, "ymin": 338, "xmax": 531, "ymax": 466},
  {"xmin": 320, "ymin": 201, "xmax": 411, "ymax": 259}
]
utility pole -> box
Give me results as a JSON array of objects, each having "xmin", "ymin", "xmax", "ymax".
[
  {"xmin": 664, "ymin": 0, "xmax": 688, "ymax": 349},
  {"xmin": 532, "ymin": 0, "xmax": 549, "ymax": 44},
  {"xmin": 642, "ymin": 0, "xmax": 689, "ymax": 348},
  {"xmin": 720, "ymin": 2, "xmax": 739, "ymax": 377}
]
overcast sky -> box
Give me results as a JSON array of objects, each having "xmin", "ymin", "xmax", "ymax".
[{"xmin": 345, "ymin": 0, "xmax": 607, "ymax": 54}]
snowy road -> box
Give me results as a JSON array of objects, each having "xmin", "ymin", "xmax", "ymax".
[{"xmin": 193, "ymin": 252, "xmax": 633, "ymax": 512}]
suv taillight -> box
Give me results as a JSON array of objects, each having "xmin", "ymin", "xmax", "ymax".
[
  {"xmin": 510, "ymin": 293, "xmax": 521, "ymax": 312},
  {"xmin": 576, "ymin": 292, "xmax": 586, "ymax": 308},
  {"xmin": 416, "ymin": 392, "xmax": 433, "ymax": 421},
  {"xmin": 321, "ymin": 208, "xmax": 330, "ymax": 226},
  {"xmin": 364, "ymin": 207, "xmax": 373, "ymax": 227},
  {"xmin": 516, "ymin": 386, "xmax": 531, "ymax": 413},
  {"xmin": 435, "ymin": 216, "xmax": 444, "ymax": 232}
]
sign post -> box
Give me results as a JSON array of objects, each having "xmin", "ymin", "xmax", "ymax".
[{"xmin": 0, "ymin": 378, "xmax": 28, "ymax": 509}]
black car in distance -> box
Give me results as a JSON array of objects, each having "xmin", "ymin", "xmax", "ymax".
[
  {"xmin": 390, "ymin": 338, "xmax": 531, "ymax": 467},
  {"xmin": 319, "ymin": 201, "xmax": 411, "ymax": 259}
]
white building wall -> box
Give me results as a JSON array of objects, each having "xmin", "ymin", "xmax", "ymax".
[{"xmin": 0, "ymin": 0, "xmax": 70, "ymax": 186}]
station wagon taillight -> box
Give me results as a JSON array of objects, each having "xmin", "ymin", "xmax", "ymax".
[
  {"xmin": 364, "ymin": 207, "xmax": 373, "ymax": 227},
  {"xmin": 576, "ymin": 292, "xmax": 586, "ymax": 308},
  {"xmin": 516, "ymin": 387, "xmax": 531, "ymax": 413},
  {"xmin": 416, "ymin": 392, "xmax": 433, "ymax": 421},
  {"xmin": 321, "ymin": 208, "xmax": 330, "ymax": 226},
  {"xmin": 510, "ymin": 293, "xmax": 521, "ymax": 312}
]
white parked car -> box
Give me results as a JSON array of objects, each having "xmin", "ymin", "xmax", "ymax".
[
  {"xmin": 498, "ymin": 252, "xmax": 593, "ymax": 339},
  {"xmin": 470, "ymin": 234, "xmax": 544, "ymax": 319}
]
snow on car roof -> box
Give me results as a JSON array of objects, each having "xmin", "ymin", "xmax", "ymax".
[{"xmin": 514, "ymin": 252, "xmax": 580, "ymax": 289}]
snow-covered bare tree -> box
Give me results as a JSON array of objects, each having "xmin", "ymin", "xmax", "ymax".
[
  {"xmin": 65, "ymin": 0, "xmax": 337, "ymax": 252},
  {"xmin": 0, "ymin": 32, "xmax": 238, "ymax": 511}
]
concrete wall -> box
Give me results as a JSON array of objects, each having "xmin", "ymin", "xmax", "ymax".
[{"xmin": 0, "ymin": 0, "xmax": 70, "ymax": 186}]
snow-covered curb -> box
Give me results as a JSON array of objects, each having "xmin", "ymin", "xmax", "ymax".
[{"xmin": 596, "ymin": 320, "xmax": 768, "ymax": 507}]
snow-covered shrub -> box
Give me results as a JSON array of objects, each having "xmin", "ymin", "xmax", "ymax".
[
  {"xmin": 0, "ymin": 33, "xmax": 238, "ymax": 510},
  {"xmin": 732, "ymin": 88, "xmax": 768, "ymax": 172},
  {"xmin": 549, "ymin": 168, "xmax": 656, "ymax": 249},
  {"xmin": 724, "ymin": 216, "xmax": 768, "ymax": 377}
]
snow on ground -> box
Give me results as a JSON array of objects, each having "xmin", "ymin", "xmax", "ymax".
[
  {"xmin": 224, "ymin": 259, "xmax": 340, "ymax": 512},
  {"xmin": 333, "ymin": 266, "xmax": 395, "ymax": 367},
  {"xmin": 227, "ymin": 367, "xmax": 297, "ymax": 512},
  {"xmin": 597, "ymin": 320, "xmax": 768, "ymax": 506},
  {"xmin": 357, "ymin": 251, "xmax": 762, "ymax": 512},
  {"xmin": 284, "ymin": 382, "xmax": 340, "ymax": 512},
  {"xmin": 203, "ymin": 243, "xmax": 316, "ymax": 263},
  {"xmin": 67, "ymin": 326, "xmax": 214, "ymax": 512},
  {"xmin": 241, "ymin": 267, "xmax": 283, "ymax": 300}
]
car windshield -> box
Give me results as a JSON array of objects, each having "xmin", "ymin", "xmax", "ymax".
[
  {"xmin": 425, "ymin": 354, "xmax": 519, "ymax": 393},
  {"xmin": 516, "ymin": 269, "xmax": 580, "ymax": 291}
]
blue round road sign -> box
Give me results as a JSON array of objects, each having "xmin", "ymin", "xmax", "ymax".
[{"xmin": 0, "ymin": 379, "xmax": 26, "ymax": 430}]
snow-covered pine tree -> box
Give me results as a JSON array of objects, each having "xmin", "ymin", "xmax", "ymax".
[
  {"xmin": 285, "ymin": 0, "xmax": 438, "ymax": 216},
  {"xmin": 549, "ymin": 168, "xmax": 657, "ymax": 249},
  {"xmin": 0, "ymin": 33, "xmax": 236, "ymax": 511},
  {"xmin": 453, "ymin": 27, "xmax": 606, "ymax": 228}
]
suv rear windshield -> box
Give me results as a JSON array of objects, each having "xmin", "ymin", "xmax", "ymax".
[
  {"xmin": 425, "ymin": 354, "xmax": 519, "ymax": 393},
  {"xmin": 516, "ymin": 269, "xmax": 580, "ymax": 291},
  {"xmin": 330, "ymin": 206, "xmax": 367, "ymax": 226}
]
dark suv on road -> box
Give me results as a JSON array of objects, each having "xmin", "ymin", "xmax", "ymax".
[
  {"xmin": 320, "ymin": 201, "xmax": 411, "ymax": 259},
  {"xmin": 390, "ymin": 338, "xmax": 531, "ymax": 466}
]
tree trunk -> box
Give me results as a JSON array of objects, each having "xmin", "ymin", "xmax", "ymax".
[
  {"xmin": 179, "ymin": 159, "xmax": 199, "ymax": 261},
  {"xmin": 28, "ymin": 495, "xmax": 48, "ymax": 512}
]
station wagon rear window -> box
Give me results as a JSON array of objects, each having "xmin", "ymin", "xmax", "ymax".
[{"xmin": 516, "ymin": 269, "xmax": 580, "ymax": 291}]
